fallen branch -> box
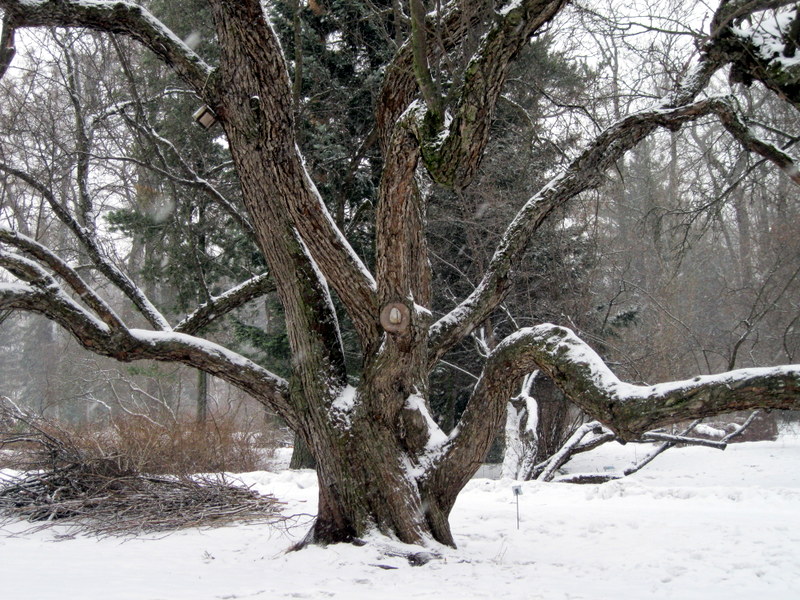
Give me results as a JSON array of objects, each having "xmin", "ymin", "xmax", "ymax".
[
  {"xmin": 641, "ymin": 431, "xmax": 727, "ymax": 449},
  {"xmin": 554, "ymin": 413, "xmax": 762, "ymax": 484}
]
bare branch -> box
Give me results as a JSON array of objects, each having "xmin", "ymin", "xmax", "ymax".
[
  {"xmin": 91, "ymin": 151, "xmax": 256, "ymax": 240},
  {"xmin": 53, "ymin": 33, "xmax": 93, "ymax": 229},
  {"xmin": 712, "ymin": 98, "xmax": 800, "ymax": 184},
  {"xmin": 0, "ymin": 228, "xmax": 125, "ymax": 330},
  {"xmin": 554, "ymin": 421, "xmax": 699, "ymax": 484},
  {"xmin": 537, "ymin": 421, "xmax": 608, "ymax": 482},
  {"xmin": 721, "ymin": 410, "xmax": 763, "ymax": 442},
  {"xmin": 641, "ymin": 431, "xmax": 727, "ymax": 449},
  {"xmin": 0, "ymin": 161, "xmax": 171, "ymax": 330}
]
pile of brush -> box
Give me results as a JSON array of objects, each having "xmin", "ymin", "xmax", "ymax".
[{"xmin": 0, "ymin": 401, "xmax": 285, "ymax": 536}]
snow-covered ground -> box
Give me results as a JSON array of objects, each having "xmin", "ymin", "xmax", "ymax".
[{"xmin": 2, "ymin": 437, "xmax": 799, "ymax": 599}]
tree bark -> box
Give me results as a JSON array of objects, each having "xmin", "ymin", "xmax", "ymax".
[{"xmin": 2, "ymin": 0, "xmax": 800, "ymax": 552}]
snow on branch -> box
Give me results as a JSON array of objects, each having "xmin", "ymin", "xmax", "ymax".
[
  {"xmin": 711, "ymin": 2, "xmax": 800, "ymax": 108},
  {"xmin": 175, "ymin": 272, "xmax": 275, "ymax": 335},
  {"xmin": 536, "ymin": 421, "xmax": 609, "ymax": 482},
  {"xmin": 550, "ymin": 417, "xmax": 756, "ymax": 484},
  {"xmin": 711, "ymin": 0, "xmax": 797, "ymax": 37},
  {"xmin": 0, "ymin": 161, "xmax": 171, "ymax": 331},
  {"xmin": 0, "ymin": 249, "xmax": 115, "ymax": 339},
  {"xmin": 427, "ymin": 89, "xmax": 724, "ymax": 368},
  {"xmin": 0, "ymin": 228, "xmax": 125, "ymax": 331},
  {"xmin": 711, "ymin": 97, "xmax": 800, "ymax": 183},
  {"xmin": 418, "ymin": 0, "xmax": 568, "ymax": 189},
  {"xmin": 495, "ymin": 324, "xmax": 800, "ymax": 440},
  {"xmin": 641, "ymin": 431, "xmax": 727, "ymax": 449},
  {"xmin": 0, "ymin": 270, "xmax": 294, "ymax": 426},
  {"xmin": 0, "ymin": 0, "xmax": 214, "ymax": 95}
]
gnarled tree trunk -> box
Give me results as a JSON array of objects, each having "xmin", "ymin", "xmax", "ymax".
[{"xmin": 1, "ymin": 0, "xmax": 800, "ymax": 550}]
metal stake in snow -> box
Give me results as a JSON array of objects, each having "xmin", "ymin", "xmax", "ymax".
[{"xmin": 512, "ymin": 485, "xmax": 522, "ymax": 529}]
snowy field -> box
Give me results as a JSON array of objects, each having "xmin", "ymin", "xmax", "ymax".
[{"xmin": 1, "ymin": 437, "xmax": 799, "ymax": 600}]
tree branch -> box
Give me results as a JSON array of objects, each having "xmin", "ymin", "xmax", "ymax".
[
  {"xmin": 207, "ymin": 0, "xmax": 378, "ymax": 349},
  {"xmin": 0, "ymin": 161, "xmax": 171, "ymax": 331},
  {"xmin": 376, "ymin": 0, "xmax": 484, "ymax": 151},
  {"xmin": 554, "ymin": 420, "xmax": 702, "ymax": 484},
  {"xmin": 494, "ymin": 324, "xmax": 800, "ymax": 440},
  {"xmin": 0, "ymin": 0, "xmax": 214, "ymax": 96},
  {"xmin": 174, "ymin": 273, "xmax": 275, "ymax": 335},
  {"xmin": 537, "ymin": 421, "xmax": 608, "ymax": 482},
  {"xmin": 0, "ymin": 275, "xmax": 294, "ymax": 426},
  {"xmin": 419, "ymin": 0, "xmax": 568, "ymax": 189},
  {"xmin": 640, "ymin": 431, "xmax": 727, "ymax": 449},
  {"xmin": 0, "ymin": 14, "xmax": 15, "ymax": 81},
  {"xmin": 0, "ymin": 228, "xmax": 125, "ymax": 331},
  {"xmin": 427, "ymin": 85, "xmax": 723, "ymax": 368},
  {"xmin": 710, "ymin": 0, "xmax": 797, "ymax": 36},
  {"xmin": 409, "ymin": 0, "xmax": 442, "ymax": 118},
  {"xmin": 713, "ymin": 3, "xmax": 800, "ymax": 109},
  {"xmin": 711, "ymin": 97, "xmax": 800, "ymax": 184}
]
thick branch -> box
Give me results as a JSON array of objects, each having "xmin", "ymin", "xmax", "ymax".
[
  {"xmin": 377, "ymin": 0, "xmax": 485, "ymax": 151},
  {"xmin": 419, "ymin": 0, "xmax": 568, "ymax": 189},
  {"xmin": 375, "ymin": 109, "xmax": 430, "ymax": 306},
  {"xmin": 0, "ymin": 0, "xmax": 213, "ymax": 95},
  {"xmin": 496, "ymin": 324, "xmax": 800, "ymax": 440},
  {"xmin": 0, "ymin": 14, "xmax": 15, "ymax": 80},
  {"xmin": 427, "ymin": 85, "xmax": 723, "ymax": 367},
  {"xmin": 175, "ymin": 273, "xmax": 275, "ymax": 335},
  {"xmin": 409, "ymin": 0, "xmax": 441, "ymax": 118},
  {"xmin": 0, "ymin": 279, "xmax": 294, "ymax": 426},
  {"xmin": 209, "ymin": 0, "xmax": 378, "ymax": 348}
]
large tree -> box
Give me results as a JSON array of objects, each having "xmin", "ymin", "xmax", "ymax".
[{"xmin": 1, "ymin": 0, "xmax": 800, "ymax": 547}]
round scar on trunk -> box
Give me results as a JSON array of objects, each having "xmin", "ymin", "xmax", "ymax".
[{"xmin": 380, "ymin": 302, "xmax": 410, "ymax": 333}]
